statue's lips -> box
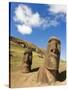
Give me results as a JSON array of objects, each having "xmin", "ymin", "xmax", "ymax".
[{"xmin": 50, "ymin": 52, "xmax": 58, "ymax": 58}]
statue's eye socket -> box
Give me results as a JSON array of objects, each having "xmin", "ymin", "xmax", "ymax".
[
  {"xmin": 24, "ymin": 53, "xmax": 26, "ymax": 55},
  {"xmin": 51, "ymin": 49, "xmax": 53, "ymax": 52}
]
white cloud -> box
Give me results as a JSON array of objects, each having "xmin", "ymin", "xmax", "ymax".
[
  {"xmin": 14, "ymin": 4, "xmax": 45, "ymax": 34},
  {"xmin": 14, "ymin": 4, "xmax": 43, "ymax": 27},
  {"xmin": 49, "ymin": 5, "xmax": 66, "ymax": 14},
  {"xmin": 13, "ymin": 4, "xmax": 66, "ymax": 35},
  {"xmin": 17, "ymin": 24, "xmax": 32, "ymax": 35},
  {"xmin": 45, "ymin": 20, "xmax": 59, "ymax": 27},
  {"xmin": 47, "ymin": 5, "xmax": 66, "ymax": 26}
]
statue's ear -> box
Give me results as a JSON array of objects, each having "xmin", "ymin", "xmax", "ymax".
[{"xmin": 57, "ymin": 43, "xmax": 61, "ymax": 51}]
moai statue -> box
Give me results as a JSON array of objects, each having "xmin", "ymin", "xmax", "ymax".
[
  {"xmin": 37, "ymin": 36, "xmax": 61, "ymax": 84},
  {"xmin": 22, "ymin": 49, "xmax": 32, "ymax": 73}
]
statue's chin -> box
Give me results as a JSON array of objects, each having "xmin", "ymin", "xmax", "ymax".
[
  {"xmin": 47, "ymin": 56, "xmax": 58, "ymax": 70},
  {"xmin": 50, "ymin": 56, "xmax": 57, "ymax": 63}
]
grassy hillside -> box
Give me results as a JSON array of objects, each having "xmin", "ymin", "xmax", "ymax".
[
  {"xmin": 10, "ymin": 36, "xmax": 45, "ymax": 53},
  {"xmin": 9, "ymin": 36, "xmax": 66, "ymax": 88},
  {"xmin": 10, "ymin": 36, "xmax": 44, "ymax": 71}
]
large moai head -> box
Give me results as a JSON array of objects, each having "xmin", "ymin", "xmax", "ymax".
[
  {"xmin": 22, "ymin": 48, "xmax": 32, "ymax": 73},
  {"xmin": 37, "ymin": 37, "xmax": 61, "ymax": 84},
  {"xmin": 45, "ymin": 36, "xmax": 61, "ymax": 70}
]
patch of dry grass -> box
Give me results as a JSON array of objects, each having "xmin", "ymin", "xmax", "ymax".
[{"xmin": 9, "ymin": 40, "xmax": 66, "ymax": 88}]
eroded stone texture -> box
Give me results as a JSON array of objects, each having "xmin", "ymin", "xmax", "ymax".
[
  {"xmin": 22, "ymin": 48, "xmax": 32, "ymax": 73},
  {"xmin": 37, "ymin": 36, "xmax": 61, "ymax": 84}
]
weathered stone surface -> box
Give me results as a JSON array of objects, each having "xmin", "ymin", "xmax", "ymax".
[
  {"xmin": 45, "ymin": 36, "xmax": 61, "ymax": 70},
  {"xmin": 37, "ymin": 36, "xmax": 61, "ymax": 84},
  {"xmin": 37, "ymin": 66, "xmax": 58, "ymax": 84},
  {"xmin": 22, "ymin": 48, "xmax": 32, "ymax": 73}
]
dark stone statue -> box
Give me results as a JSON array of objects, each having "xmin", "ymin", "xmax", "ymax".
[
  {"xmin": 37, "ymin": 36, "xmax": 61, "ymax": 84},
  {"xmin": 22, "ymin": 48, "xmax": 32, "ymax": 73}
]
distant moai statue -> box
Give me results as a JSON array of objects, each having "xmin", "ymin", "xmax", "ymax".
[
  {"xmin": 22, "ymin": 48, "xmax": 32, "ymax": 73},
  {"xmin": 37, "ymin": 36, "xmax": 61, "ymax": 84}
]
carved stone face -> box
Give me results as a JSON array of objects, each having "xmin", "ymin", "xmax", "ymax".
[
  {"xmin": 22, "ymin": 49, "xmax": 32, "ymax": 73},
  {"xmin": 45, "ymin": 38, "xmax": 61, "ymax": 70},
  {"xmin": 48, "ymin": 39, "xmax": 60, "ymax": 58},
  {"xmin": 23, "ymin": 51, "xmax": 32, "ymax": 65}
]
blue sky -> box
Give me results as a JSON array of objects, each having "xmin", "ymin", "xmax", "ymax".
[{"xmin": 9, "ymin": 2, "xmax": 66, "ymax": 60}]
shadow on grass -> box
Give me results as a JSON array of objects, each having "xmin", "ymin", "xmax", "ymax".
[
  {"xmin": 58, "ymin": 70, "xmax": 66, "ymax": 82},
  {"xmin": 31, "ymin": 67, "xmax": 39, "ymax": 72}
]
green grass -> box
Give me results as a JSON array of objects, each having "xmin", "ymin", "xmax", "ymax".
[
  {"xmin": 10, "ymin": 39, "xmax": 66, "ymax": 72},
  {"xmin": 10, "ymin": 37, "xmax": 66, "ymax": 88},
  {"xmin": 10, "ymin": 41, "xmax": 44, "ymax": 71},
  {"xmin": 32, "ymin": 52, "xmax": 44, "ymax": 69}
]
